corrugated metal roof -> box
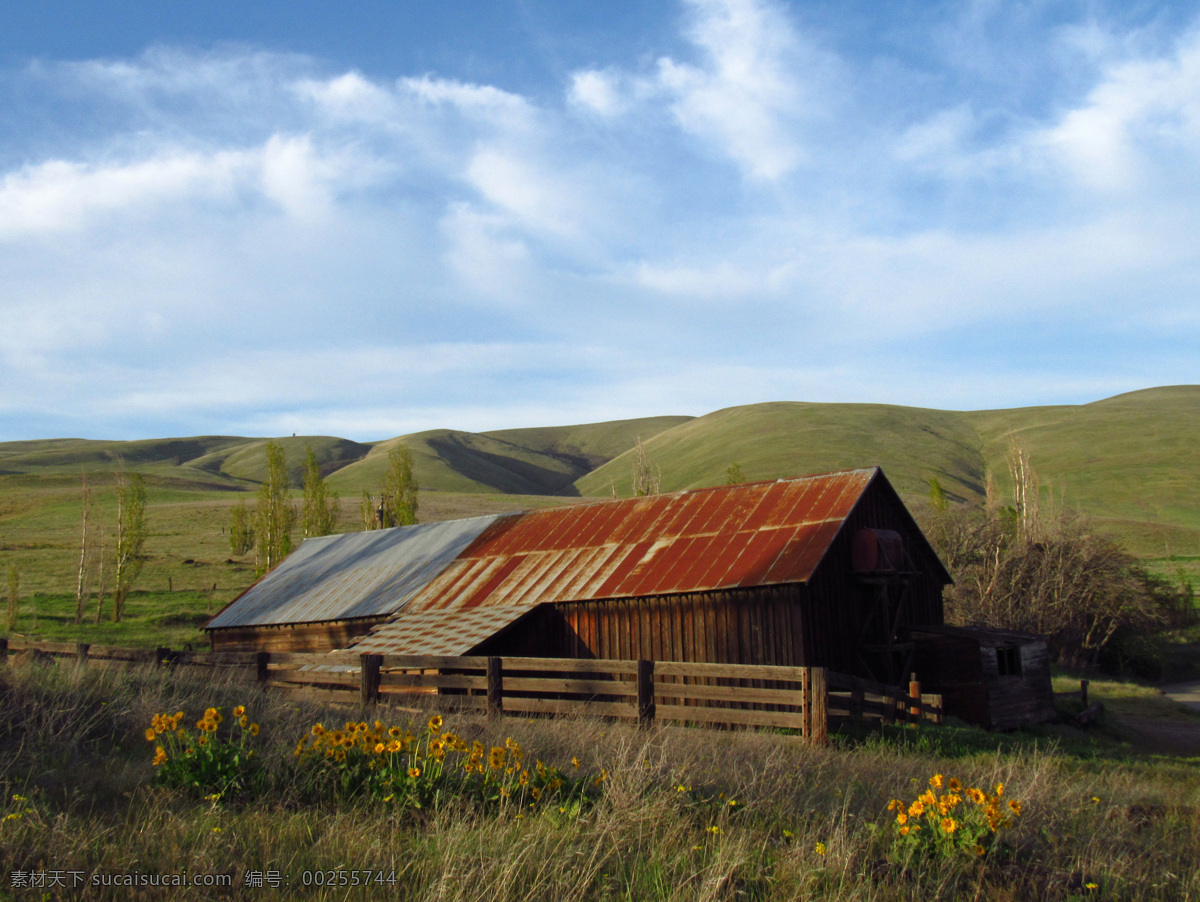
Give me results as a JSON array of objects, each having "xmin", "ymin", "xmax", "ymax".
[
  {"xmin": 402, "ymin": 468, "xmax": 877, "ymax": 614},
  {"xmin": 205, "ymin": 515, "xmax": 512, "ymax": 629},
  {"xmin": 349, "ymin": 606, "xmax": 534, "ymax": 656}
]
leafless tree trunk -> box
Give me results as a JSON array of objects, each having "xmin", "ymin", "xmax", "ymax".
[{"xmin": 74, "ymin": 471, "xmax": 93, "ymax": 624}]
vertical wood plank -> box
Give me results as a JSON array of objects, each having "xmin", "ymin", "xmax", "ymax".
[
  {"xmin": 637, "ymin": 659, "xmax": 655, "ymax": 727},
  {"xmin": 256, "ymin": 651, "xmax": 270, "ymax": 684},
  {"xmin": 809, "ymin": 667, "xmax": 828, "ymax": 745},
  {"xmin": 909, "ymin": 677, "xmax": 922, "ymax": 722},
  {"xmin": 76, "ymin": 643, "xmax": 90, "ymax": 667},
  {"xmin": 487, "ymin": 656, "xmax": 503, "ymax": 719},
  {"xmin": 0, "ymin": 637, "xmax": 7, "ymax": 664},
  {"xmin": 360, "ymin": 654, "xmax": 382, "ymax": 705}
]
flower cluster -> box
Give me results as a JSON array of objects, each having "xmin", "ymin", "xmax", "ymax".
[
  {"xmin": 146, "ymin": 705, "xmax": 262, "ymax": 800},
  {"xmin": 292, "ymin": 713, "xmax": 598, "ymax": 811},
  {"xmin": 886, "ymin": 774, "xmax": 1022, "ymax": 860}
]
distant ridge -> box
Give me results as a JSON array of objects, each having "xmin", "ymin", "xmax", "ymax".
[{"xmin": 1, "ymin": 388, "xmax": 1195, "ymax": 555}]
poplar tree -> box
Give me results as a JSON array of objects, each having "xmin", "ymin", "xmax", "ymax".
[
  {"xmin": 113, "ymin": 470, "xmax": 147, "ymax": 622},
  {"xmin": 229, "ymin": 498, "xmax": 254, "ymax": 556},
  {"xmin": 302, "ymin": 446, "xmax": 339, "ymax": 538},
  {"xmin": 254, "ymin": 441, "xmax": 296, "ymax": 577},
  {"xmin": 380, "ymin": 445, "xmax": 418, "ymax": 527},
  {"xmin": 75, "ymin": 471, "xmax": 95, "ymax": 624}
]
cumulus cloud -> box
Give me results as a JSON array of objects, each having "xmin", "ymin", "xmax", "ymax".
[{"xmin": 2, "ymin": 3, "xmax": 1200, "ymax": 441}]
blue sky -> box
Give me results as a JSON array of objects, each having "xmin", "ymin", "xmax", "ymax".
[{"xmin": 1, "ymin": 0, "xmax": 1198, "ymax": 441}]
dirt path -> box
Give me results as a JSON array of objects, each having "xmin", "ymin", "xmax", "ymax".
[{"xmin": 1110, "ymin": 681, "xmax": 1200, "ymax": 756}]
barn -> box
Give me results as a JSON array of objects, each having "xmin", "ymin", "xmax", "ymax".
[{"xmin": 205, "ymin": 467, "xmax": 951, "ymax": 686}]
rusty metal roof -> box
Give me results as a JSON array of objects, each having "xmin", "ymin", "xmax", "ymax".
[
  {"xmin": 348, "ymin": 606, "xmax": 535, "ymax": 656},
  {"xmin": 205, "ymin": 515, "xmax": 511, "ymax": 629},
  {"xmin": 402, "ymin": 468, "xmax": 877, "ymax": 614}
]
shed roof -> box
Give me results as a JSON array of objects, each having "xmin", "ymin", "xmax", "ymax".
[{"xmin": 204, "ymin": 515, "xmax": 507, "ymax": 629}]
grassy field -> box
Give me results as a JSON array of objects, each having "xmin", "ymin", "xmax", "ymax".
[
  {"xmin": 0, "ymin": 660, "xmax": 1198, "ymax": 900},
  {"xmin": 2, "ymin": 386, "xmax": 1196, "ymax": 645}
]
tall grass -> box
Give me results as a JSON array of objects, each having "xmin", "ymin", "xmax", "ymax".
[{"xmin": 1, "ymin": 661, "xmax": 1199, "ymax": 900}]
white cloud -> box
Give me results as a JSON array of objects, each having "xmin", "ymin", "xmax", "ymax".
[
  {"xmin": 654, "ymin": 0, "xmax": 817, "ymax": 180},
  {"xmin": 1039, "ymin": 28, "xmax": 1200, "ymax": 191},
  {"xmin": 568, "ymin": 70, "xmax": 628, "ymax": 117}
]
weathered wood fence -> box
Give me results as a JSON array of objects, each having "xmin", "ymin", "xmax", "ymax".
[{"xmin": 0, "ymin": 638, "xmax": 942, "ymax": 741}]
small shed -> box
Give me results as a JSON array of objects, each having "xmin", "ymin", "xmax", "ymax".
[{"xmin": 911, "ymin": 626, "xmax": 1056, "ymax": 729}]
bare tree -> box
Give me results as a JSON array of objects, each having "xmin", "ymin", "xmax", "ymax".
[
  {"xmin": 1007, "ymin": 439, "xmax": 1040, "ymax": 542},
  {"xmin": 630, "ymin": 437, "xmax": 661, "ymax": 496},
  {"xmin": 74, "ymin": 471, "xmax": 95, "ymax": 624}
]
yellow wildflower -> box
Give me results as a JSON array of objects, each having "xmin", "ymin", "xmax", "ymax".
[
  {"xmin": 145, "ymin": 728, "xmax": 156, "ymax": 742},
  {"xmin": 1008, "ymin": 800, "xmax": 1022, "ymax": 815},
  {"xmin": 929, "ymin": 774, "xmax": 944, "ymax": 790},
  {"xmin": 233, "ymin": 705, "xmax": 245, "ymax": 718},
  {"xmin": 941, "ymin": 817, "xmax": 957, "ymax": 833},
  {"xmin": 408, "ymin": 767, "xmax": 420, "ymax": 778},
  {"xmin": 428, "ymin": 715, "xmax": 443, "ymax": 733},
  {"xmin": 249, "ymin": 723, "xmax": 259, "ymax": 736},
  {"xmin": 152, "ymin": 747, "xmax": 168, "ymax": 766}
]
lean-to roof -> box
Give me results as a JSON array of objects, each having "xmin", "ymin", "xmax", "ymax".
[{"xmin": 204, "ymin": 514, "xmax": 509, "ymax": 629}]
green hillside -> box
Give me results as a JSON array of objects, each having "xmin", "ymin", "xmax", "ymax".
[
  {"xmin": 574, "ymin": 388, "xmax": 1200, "ymax": 560},
  {"xmin": 575, "ymin": 403, "xmax": 986, "ymax": 502}
]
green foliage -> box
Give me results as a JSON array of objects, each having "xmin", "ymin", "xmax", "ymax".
[
  {"xmin": 928, "ymin": 476, "xmax": 947, "ymax": 511},
  {"xmin": 148, "ymin": 705, "xmax": 264, "ymax": 800},
  {"xmin": 301, "ymin": 445, "xmax": 339, "ymax": 538},
  {"xmin": 293, "ymin": 713, "xmax": 602, "ymax": 811},
  {"xmin": 113, "ymin": 471, "xmax": 147, "ymax": 622},
  {"xmin": 6, "ymin": 564, "xmax": 18, "ymax": 631},
  {"xmin": 725, "ymin": 462, "xmax": 746, "ymax": 485},
  {"xmin": 380, "ymin": 445, "xmax": 418, "ymax": 527},
  {"xmin": 359, "ymin": 490, "xmax": 378, "ymax": 531},
  {"xmin": 883, "ymin": 774, "xmax": 1021, "ymax": 865},
  {"xmin": 253, "ymin": 441, "xmax": 295, "ymax": 577},
  {"xmin": 228, "ymin": 498, "xmax": 254, "ymax": 556}
]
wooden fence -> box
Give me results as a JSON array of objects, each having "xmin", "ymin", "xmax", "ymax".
[{"xmin": 0, "ymin": 638, "xmax": 942, "ymax": 741}]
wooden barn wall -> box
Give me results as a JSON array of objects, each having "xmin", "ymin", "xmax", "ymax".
[
  {"xmin": 795, "ymin": 476, "xmax": 946, "ymax": 675},
  {"xmin": 207, "ymin": 616, "xmax": 387, "ymax": 653},
  {"xmin": 484, "ymin": 585, "xmax": 808, "ymax": 665}
]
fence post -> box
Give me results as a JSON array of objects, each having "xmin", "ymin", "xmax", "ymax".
[
  {"xmin": 256, "ymin": 651, "xmax": 270, "ymax": 685},
  {"xmin": 0, "ymin": 637, "xmax": 7, "ymax": 665},
  {"xmin": 636, "ymin": 659, "xmax": 655, "ymax": 727},
  {"xmin": 881, "ymin": 685, "xmax": 896, "ymax": 725},
  {"xmin": 909, "ymin": 677, "xmax": 922, "ymax": 723},
  {"xmin": 361, "ymin": 654, "xmax": 382, "ymax": 706},
  {"xmin": 487, "ymin": 657, "xmax": 503, "ymax": 719},
  {"xmin": 850, "ymin": 677, "xmax": 864, "ymax": 723},
  {"xmin": 1081, "ymin": 679, "xmax": 1089, "ymax": 708},
  {"xmin": 809, "ymin": 667, "xmax": 828, "ymax": 745},
  {"xmin": 156, "ymin": 646, "xmax": 173, "ymax": 668},
  {"xmin": 76, "ymin": 643, "xmax": 90, "ymax": 668}
]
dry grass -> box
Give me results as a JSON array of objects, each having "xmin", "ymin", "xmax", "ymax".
[{"xmin": 1, "ymin": 663, "xmax": 1199, "ymax": 900}]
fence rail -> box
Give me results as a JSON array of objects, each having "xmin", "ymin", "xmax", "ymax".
[{"xmin": 0, "ymin": 638, "xmax": 941, "ymax": 740}]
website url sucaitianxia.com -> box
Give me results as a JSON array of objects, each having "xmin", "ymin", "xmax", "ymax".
[{"xmin": 10, "ymin": 870, "xmax": 233, "ymax": 889}]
